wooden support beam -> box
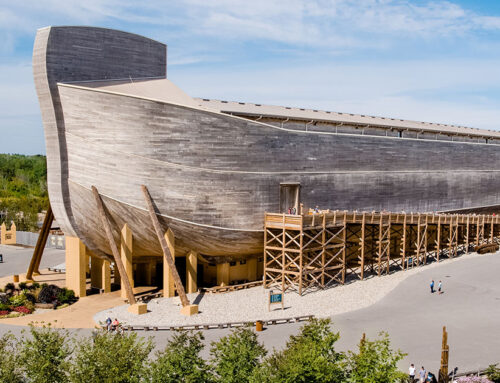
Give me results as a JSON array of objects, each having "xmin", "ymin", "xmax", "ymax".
[
  {"xmin": 90, "ymin": 253, "xmax": 111, "ymax": 293},
  {"xmin": 438, "ymin": 326, "xmax": 449, "ymax": 383},
  {"xmin": 26, "ymin": 204, "xmax": 54, "ymax": 280},
  {"xmin": 401, "ymin": 213, "xmax": 407, "ymax": 269},
  {"xmin": 65, "ymin": 236, "xmax": 87, "ymax": 297},
  {"xmin": 360, "ymin": 213, "xmax": 366, "ymax": 280},
  {"xmin": 141, "ymin": 185, "xmax": 190, "ymax": 308},
  {"xmin": 217, "ymin": 262, "xmax": 230, "ymax": 286},
  {"xmin": 92, "ymin": 186, "xmax": 136, "ymax": 305},
  {"xmin": 120, "ymin": 224, "xmax": 134, "ymax": 299},
  {"xmin": 247, "ymin": 257, "xmax": 257, "ymax": 281},
  {"xmin": 186, "ymin": 250, "xmax": 198, "ymax": 294},
  {"xmin": 163, "ymin": 229, "xmax": 176, "ymax": 298}
]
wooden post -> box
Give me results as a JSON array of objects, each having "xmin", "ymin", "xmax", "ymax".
[
  {"xmin": 65, "ymin": 236, "xmax": 87, "ymax": 297},
  {"xmin": 342, "ymin": 211, "xmax": 347, "ymax": 284},
  {"xmin": 92, "ymin": 186, "xmax": 136, "ymax": 305},
  {"xmin": 439, "ymin": 326, "xmax": 449, "ymax": 383},
  {"xmin": 141, "ymin": 185, "xmax": 193, "ymax": 311},
  {"xmin": 26, "ymin": 205, "xmax": 54, "ymax": 280},
  {"xmin": 401, "ymin": 213, "xmax": 407, "ymax": 269},
  {"xmin": 436, "ymin": 215, "xmax": 442, "ymax": 262},
  {"xmin": 247, "ymin": 257, "xmax": 257, "ymax": 281},
  {"xmin": 0, "ymin": 222, "xmax": 5, "ymax": 244},
  {"xmin": 186, "ymin": 250, "xmax": 198, "ymax": 294},
  {"xmin": 299, "ymin": 219, "xmax": 304, "ymax": 295},
  {"xmin": 163, "ymin": 229, "xmax": 176, "ymax": 297},
  {"xmin": 90, "ymin": 253, "xmax": 111, "ymax": 293},
  {"xmin": 120, "ymin": 224, "xmax": 134, "ymax": 299},
  {"xmin": 360, "ymin": 212, "xmax": 366, "ymax": 280},
  {"xmin": 217, "ymin": 262, "xmax": 230, "ymax": 286},
  {"xmin": 321, "ymin": 214, "xmax": 326, "ymax": 287}
]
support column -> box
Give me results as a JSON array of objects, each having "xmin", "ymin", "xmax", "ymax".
[
  {"xmin": 217, "ymin": 262, "xmax": 230, "ymax": 286},
  {"xmin": 186, "ymin": 251, "xmax": 198, "ymax": 293},
  {"xmin": 163, "ymin": 229, "xmax": 176, "ymax": 297},
  {"xmin": 120, "ymin": 224, "xmax": 134, "ymax": 299},
  {"xmin": 114, "ymin": 263, "xmax": 121, "ymax": 286},
  {"xmin": 144, "ymin": 262, "xmax": 153, "ymax": 286},
  {"xmin": 65, "ymin": 236, "xmax": 87, "ymax": 297},
  {"xmin": 90, "ymin": 254, "xmax": 111, "ymax": 293},
  {"xmin": 247, "ymin": 257, "xmax": 257, "ymax": 281}
]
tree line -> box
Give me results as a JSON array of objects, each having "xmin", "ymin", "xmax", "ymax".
[
  {"xmin": 0, "ymin": 154, "xmax": 48, "ymax": 231},
  {"xmin": 0, "ymin": 318, "xmax": 409, "ymax": 383}
]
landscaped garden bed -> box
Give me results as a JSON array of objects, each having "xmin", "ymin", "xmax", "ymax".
[{"xmin": 0, "ymin": 282, "xmax": 77, "ymax": 318}]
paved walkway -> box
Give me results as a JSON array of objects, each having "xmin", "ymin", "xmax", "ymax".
[{"xmin": 0, "ymin": 244, "xmax": 65, "ymax": 278}]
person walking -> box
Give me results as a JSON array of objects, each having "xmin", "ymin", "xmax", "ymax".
[
  {"xmin": 105, "ymin": 317, "xmax": 112, "ymax": 331},
  {"xmin": 430, "ymin": 280, "xmax": 435, "ymax": 293},
  {"xmin": 409, "ymin": 363, "xmax": 416, "ymax": 382},
  {"xmin": 438, "ymin": 280, "xmax": 443, "ymax": 294},
  {"xmin": 419, "ymin": 366, "xmax": 427, "ymax": 383}
]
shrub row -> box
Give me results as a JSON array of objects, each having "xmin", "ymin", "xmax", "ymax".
[{"xmin": 0, "ymin": 282, "xmax": 77, "ymax": 318}]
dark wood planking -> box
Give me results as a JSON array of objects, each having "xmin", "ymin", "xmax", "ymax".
[
  {"xmin": 33, "ymin": 26, "xmax": 166, "ymax": 256},
  {"xmin": 34, "ymin": 26, "xmax": 500, "ymax": 260}
]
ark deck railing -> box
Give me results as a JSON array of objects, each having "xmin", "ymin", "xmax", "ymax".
[{"xmin": 264, "ymin": 211, "xmax": 500, "ymax": 295}]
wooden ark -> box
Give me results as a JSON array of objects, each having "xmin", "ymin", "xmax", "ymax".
[{"xmin": 33, "ymin": 26, "xmax": 500, "ymax": 264}]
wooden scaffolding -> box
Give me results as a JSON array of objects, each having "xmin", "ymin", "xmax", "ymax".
[{"xmin": 263, "ymin": 211, "xmax": 500, "ymax": 295}]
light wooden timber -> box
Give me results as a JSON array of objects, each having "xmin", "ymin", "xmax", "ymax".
[
  {"xmin": 264, "ymin": 211, "xmax": 500, "ymax": 294},
  {"xmin": 26, "ymin": 204, "xmax": 54, "ymax": 280},
  {"xmin": 163, "ymin": 229, "xmax": 176, "ymax": 298},
  {"xmin": 141, "ymin": 185, "xmax": 190, "ymax": 308},
  {"xmin": 120, "ymin": 224, "xmax": 134, "ymax": 299},
  {"xmin": 65, "ymin": 236, "xmax": 87, "ymax": 297},
  {"xmin": 92, "ymin": 186, "xmax": 136, "ymax": 305},
  {"xmin": 186, "ymin": 250, "xmax": 198, "ymax": 294}
]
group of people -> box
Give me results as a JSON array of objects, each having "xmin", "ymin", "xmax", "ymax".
[
  {"xmin": 430, "ymin": 280, "xmax": 444, "ymax": 294},
  {"xmin": 105, "ymin": 317, "xmax": 122, "ymax": 333},
  {"xmin": 409, "ymin": 364, "xmax": 437, "ymax": 382}
]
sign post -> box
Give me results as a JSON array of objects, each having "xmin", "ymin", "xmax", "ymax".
[{"xmin": 268, "ymin": 289, "xmax": 284, "ymax": 311}]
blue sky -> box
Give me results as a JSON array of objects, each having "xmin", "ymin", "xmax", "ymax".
[{"xmin": 2, "ymin": 0, "xmax": 500, "ymax": 154}]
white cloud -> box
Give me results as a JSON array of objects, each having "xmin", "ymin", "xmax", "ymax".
[{"xmin": 2, "ymin": 0, "xmax": 500, "ymax": 48}]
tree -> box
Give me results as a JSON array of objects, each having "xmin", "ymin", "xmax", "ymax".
[
  {"xmin": 346, "ymin": 332, "xmax": 407, "ymax": 383},
  {"xmin": 70, "ymin": 330, "xmax": 152, "ymax": 383},
  {"xmin": 252, "ymin": 318, "xmax": 346, "ymax": 383},
  {"xmin": 486, "ymin": 364, "xmax": 500, "ymax": 383},
  {"xmin": 0, "ymin": 333, "xmax": 23, "ymax": 383},
  {"xmin": 19, "ymin": 323, "xmax": 72, "ymax": 383},
  {"xmin": 210, "ymin": 327, "xmax": 266, "ymax": 383},
  {"xmin": 149, "ymin": 330, "xmax": 213, "ymax": 383},
  {"xmin": 0, "ymin": 154, "xmax": 48, "ymax": 231}
]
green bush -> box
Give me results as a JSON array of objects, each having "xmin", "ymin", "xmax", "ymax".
[
  {"xmin": 19, "ymin": 323, "xmax": 72, "ymax": 383},
  {"xmin": 210, "ymin": 327, "xmax": 266, "ymax": 383},
  {"xmin": 70, "ymin": 330, "xmax": 153, "ymax": 383},
  {"xmin": 346, "ymin": 332, "xmax": 407, "ymax": 383},
  {"xmin": 18, "ymin": 282, "xmax": 28, "ymax": 290},
  {"xmin": 0, "ymin": 333, "xmax": 23, "ymax": 383},
  {"xmin": 486, "ymin": 364, "xmax": 500, "ymax": 383},
  {"xmin": 9, "ymin": 294, "xmax": 28, "ymax": 307},
  {"xmin": 149, "ymin": 330, "xmax": 213, "ymax": 383},
  {"xmin": 252, "ymin": 318, "xmax": 346, "ymax": 383},
  {"xmin": 57, "ymin": 288, "xmax": 76, "ymax": 304},
  {"xmin": 31, "ymin": 282, "xmax": 41, "ymax": 290}
]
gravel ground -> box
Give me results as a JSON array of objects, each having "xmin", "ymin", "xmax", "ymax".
[{"xmin": 94, "ymin": 251, "xmax": 491, "ymax": 327}]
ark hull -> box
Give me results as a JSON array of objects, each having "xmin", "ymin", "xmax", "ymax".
[{"xmin": 34, "ymin": 26, "xmax": 500, "ymax": 259}]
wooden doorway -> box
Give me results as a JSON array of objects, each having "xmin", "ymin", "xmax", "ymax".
[{"xmin": 280, "ymin": 183, "xmax": 300, "ymax": 214}]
